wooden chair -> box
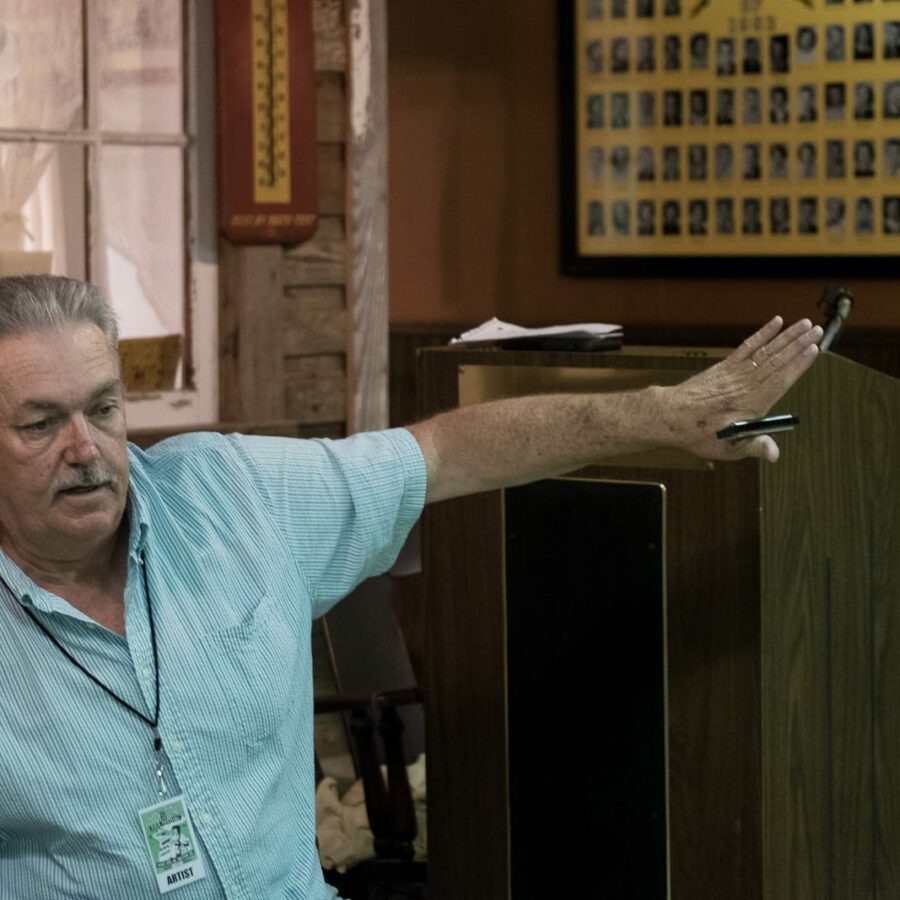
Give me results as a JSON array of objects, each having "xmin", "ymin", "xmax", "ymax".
[{"xmin": 314, "ymin": 529, "xmax": 427, "ymax": 900}]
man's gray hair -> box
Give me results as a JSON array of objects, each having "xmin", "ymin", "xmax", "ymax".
[{"xmin": 0, "ymin": 274, "xmax": 119, "ymax": 349}]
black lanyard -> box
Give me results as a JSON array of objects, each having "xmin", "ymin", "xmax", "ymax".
[{"xmin": 10, "ymin": 551, "xmax": 163, "ymax": 754}]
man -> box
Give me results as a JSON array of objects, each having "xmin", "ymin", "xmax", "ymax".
[
  {"xmin": 637, "ymin": 200, "xmax": 656, "ymax": 235},
  {"xmin": 769, "ymin": 86, "xmax": 789, "ymax": 124},
  {"xmin": 769, "ymin": 143, "xmax": 789, "ymax": 179},
  {"xmin": 714, "ymin": 143, "xmax": 734, "ymax": 180},
  {"xmin": 664, "ymin": 34, "xmax": 681, "ymax": 71},
  {"xmin": 743, "ymin": 142, "xmax": 762, "ymax": 180},
  {"xmin": 825, "ymin": 197, "xmax": 846, "ymax": 233},
  {"xmin": 770, "ymin": 35, "xmax": 789, "ymax": 73},
  {"xmin": 636, "ymin": 146, "xmax": 656, "ymax": 181},
  {"xmin": 886, "ymin": 138, "xmax": 900, "ymax": 177},
  {"xmin": 797, "ymin": 84, "xmax": 817, "ymax": 122},
  {"xmin": 637, "ymin": 35, "xmax": 656, "ymax": 72},
  {"xmin": 742, "ymin": 198, "xmax": 762, "ymax": 235},
  {"xmin": 688, "ymin": 144, "xmax": 707, "ymax": 181},
  {"xmin": 715, "ymin": 89, "xmax": 735, "ymax": 125},
  {"xmin": 854, "ymin": 22, "xmax": 874, "ymax": 60},
  {"xmin": 798, "ymin": 197, "xmax": 818, "ymax": 234},
  {"xmin": 662, "ymin": 145, "xmax": 681, "ymax": 180},
  {"xmin": 826, "ymin": 139, "xmax": 846, "ymax": 178},
  {"xmin": 825, "ymin": 82, "xmax": 845, "ymax": 120},
  {"xmin": 797, "ymin": 142, "xmax": 817, "ymax": 179},
  {"xmin": 688, "ymin": 199, "xmax": 708, "ymax": 235},
  {"xmin": 796, "ymin": 26, "xmax": 817, "ymax": 62},
  {"xmin": 854, "ymin": 81, "xmax": 875, "ymax": 120},
  {"xmin": 770, "ymin": 197, "xmax": 791, "ymax": 234},
  {"xmin": 855, "ymin": 196, "xmax": 875, "ymax": 234},
  {"xmin": 664, "ymin": 90, "xmax": 683, "ymax": 126},
  {"xmin": 825, "ymin": 24, "xmax": 845, "ymax": 61},
  {"xmin": 0, "ymin": 275, "xmax": 822, "ymax": 898},
  {"xmin": 689, "ymin": 89, "xmax": 709, "ymax": 126},
  {"xmin": 716, "ymin": 38, "xmax": 736, "ymax": 75},
  {"xmin": 854, "ymin": 140, "xmax": 875, "ymax": 178},
  {"xmin": 662, "ymin": 199, "xmax": 681, "ymax": 234},
  {"xmin": 690, "ymin": 32, "xmax": 709, "ymax": 69},
  {"xmin": 743, "ymin": 87, "xmax": 762, "ymax": 124},
  {"xmin": 715, "ymin": 197, "xmax": 735, "ymax": 234},
  {"xmin": 743, "ymin": 36, "xmax": 762, "ymax": 74}
]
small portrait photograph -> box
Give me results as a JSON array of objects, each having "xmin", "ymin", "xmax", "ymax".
[
  {"xmin": 743, "ymin": 87, "xmax": 762, "ymax": 124},
  {"xmin": 854, "ymin": 23, "xmax": 874, "ymax": 61},
  {"xmin": 825, "ymin": 82, "xmax": 846, "ymax": 120},
  {"xmin": 586, "ymin": 40, "xmax": 604, "ymax": 75},
  {"xmin": 884, "ymin": 81, "xmax": 900, "ymax": 119},
  {"xmin": 638, "ymin": 91, "xmax": 657, "ymax": 127},
  {"xmin": 716, "ymin": 89, "xmax": 735, "ymax": 125},
  {"xmin": 662, "ymin": 145, "xmax": 681, "ymax": 180},
  {"xmin": 825, "ymin": 25, "xmax": 845, "ymax": 62},
  {"xmin": 883, "ymin": 196, "xmax": 900, "ymax": 234},
  {"xmin": 587, "ymin": 200, "xmax": 606, "ymax": 235},
  {"xmin": 611, "ymin": 37, "xmax": 630, "ymax": 73},
  {"xmin": 636, "ymin": 145, "xmax": 656, "ymax": 181},
  {"xmin": 586, "ymin": 147, "xmax": 605, "ymax": 182},
  {"xmin": 797, "ymin": 141, "xmax": 817, "ymax": 179},
  {"xmin": 612, "ymin": 199, "xmax": 631, "ymax": 235},
  {"xmin": 716, "ymin": 38, "xmax": 736, "ymax": 75},
  {"xmin": 769, "ymin": 86, "xmax": 789, "ymax": 124},
  {"xmin": 664, "ymin": 35, "xmax": 682, "ymax": 71},
  {"xmin": 854, "ymin": 139, "xmax": 875, "ymax": 177},
  {"xmin": 611, "ymin": 0, "xmax": 627, "ymax": 17},
  {"xmin": 769, "ymin": 197, "xmax": 791, "ymax": 235},
  {"xmin": 770, "ymin": 35, "xmax": 790, "ymax": 73},
  {"xmin": 742, "ymin": 142, "xmax": 762, "ymax": 180},
  {"xmin": 688, "ymin": 143, "xmax": 708, "ymax": 180},
  {"xmin": 742, "ymin": 198, "xmax": 762, "ymax": 235},
  {"xmin": 797, "ymin": 197, "xmax": 818, "ymax": 235},
  {"xmin": 769, "ymin": 142, "xmax": 789, "ymax": 179},
  {"xmin": 714, "ymin": 143, "xmax": 734, "ymax": 180},
  {"xmin": 637, "ymin": 200, "xmax": 656, "ymax": 236},
  {"xmin": 797, "ymin": 84, "xmax": 817, "ymax": 122},
  {"xmin": 611, "ymin": 145, "xmax": 631, "ymax": 179},
  {"xmin": 688, "ymin": 199, "xmax": 708, "ymax": 235},
  {"xmin": 825, "ymin": 139, "xmax": 846, "ymax": 178},
  {"xmin": 662, "ymin": 199, "xmax": 681, "ymax": 235},
  {"xmin": 637, "ymin": 0, "xmax": 655, "ymax": 18},
  {"xmin": 636, "ymin": 36, "xmax": 656, "ymax": 72},
  {"xmin": 663, "ymin": 90, "xmax": 683, "ymax": 126},
  {"xmin": 715, "ymin": 198, "xmax": 735, "ymax": 234},
  {"xmin": 690, "ymin": 32, "xmax": 710, "ymax": 70},
  {"xmin": 854, "ymin": 82, "xmax": 875, "ymax": 120},
  {"xmin": 664, "ymin": 0, "xmax": 681, "ymax": 16},
  {"xmin": 586, "ymin": 0, "xmax": 604, "ymax": 19},
  {"xmin": 825, "ymin": 197, "xmax": 846, "ymax": 234},
  {"xmin": 689, "ymin": 89, "xmax": 709, "ymax": 125},
  {"xmin": 587, "ymin": 94, "xmax": 605, "ymax": 128},
  {"xmin": 611, "ymin": 91, "xmax": 630, "ymax": 128},
  {"xmin": 885, "ymin": 138, "xmax": 900, "ymax": 177},
  {"xmin": 796, "ymin": 26, "xmax": 817, "ymax": 63},
  {"xmin": 826, "ymin": 0, "xmax": 844, "ymax": 4},
  {"xmin": 743, "ymin": 37, "xmax": 762, "ymax": 74},
  {"xmin": 885, "ymin": 21, "xmax": 900, "ymax": 60},
  {"xmin": 855, "ymin": 196, "xmax": 875, "ymax": 235}
]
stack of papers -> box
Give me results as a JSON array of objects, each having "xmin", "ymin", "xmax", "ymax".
[{"xmin": 450, "ymin": 318, "xmax": 623, "ymax": 351}]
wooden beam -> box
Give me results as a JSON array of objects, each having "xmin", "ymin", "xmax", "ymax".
[{"xmin": 346, "ymin": 0, "xmax": 389, "ymax": 433}]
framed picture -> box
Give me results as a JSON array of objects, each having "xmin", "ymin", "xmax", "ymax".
[{"xmin": 559, "ymin": 0, "xmax": 900, "ymax": 276}]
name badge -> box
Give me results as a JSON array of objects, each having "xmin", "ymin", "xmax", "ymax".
[{"xmin": 138, "ymin": 795, "xmax": 207, "ymax": 894}]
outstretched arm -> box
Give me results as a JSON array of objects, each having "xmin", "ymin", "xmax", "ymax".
[{"xmin": 407, "ymin": 316, "xmax": 822, "ymax": 504}]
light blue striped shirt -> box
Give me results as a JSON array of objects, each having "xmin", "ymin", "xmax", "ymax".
[{"xmin": 0, "ymin": 429, "xmax": 426, "ymax": 899}]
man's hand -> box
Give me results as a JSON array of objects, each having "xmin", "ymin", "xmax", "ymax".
[
  {"xmin": 658, "ymin": 315, "xmax": 822, "ymax": 463},
  {"xmin": 408, "ymin": 316, "xmax": 822, "ymax": 503}
]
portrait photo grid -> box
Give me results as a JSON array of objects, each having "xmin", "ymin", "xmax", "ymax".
[{"xmin": 575, "ymin": 0, "xmax": 900, "ymax": 257}]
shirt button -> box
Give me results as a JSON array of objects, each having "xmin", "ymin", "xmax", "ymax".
[
  {"xmin": 199, "ymin": 811, "xmax": 213, "ymax": 824},
  {"xmin": 141, "ymin": 666, "xmax": 152, "ymax": 680},
  {"xmin": 170, "ymin": 739, "xmax": 184, "ymax": 753}
]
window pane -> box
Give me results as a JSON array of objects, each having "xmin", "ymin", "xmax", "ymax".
[
  {"xmin": 0, "ymin": 1, "xmax": 83, "ymax": 130},
  {"xmin": 93, "ymin": 145, "xmax": 184, "ymax": 339},
  {"xmin": 95, "ymin": 0, "xmax": 183, "ymax": 134}
]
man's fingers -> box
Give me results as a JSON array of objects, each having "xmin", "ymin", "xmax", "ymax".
[
  {"xmin": 750, "ymin": 318, "xmax": 814, "ymax": 366},
  {"xmin": 758, "ymin": 324, "xmax": 822, "ymax": 381},
  {"xmin": 733, "ymin": 315, "xmax": 784, "ymax": 362},
  {"xmin": 739, "ymin": 434, "xmax": 780, "ymax": 463}
]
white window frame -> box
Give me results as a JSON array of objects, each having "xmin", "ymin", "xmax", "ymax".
[{"xmin": 0, "ymin": 0, "xmax": 219, "ymax": 430}]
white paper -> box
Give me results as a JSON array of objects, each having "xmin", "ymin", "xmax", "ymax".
[{"xmin": 450, "ymin": 317, "xmax": 623, "ymax": 345}]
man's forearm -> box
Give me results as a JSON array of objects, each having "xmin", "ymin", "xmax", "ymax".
[
  {"xmin": 407, "ymin": 387, "xmax": 668, "ymax": 504},
  {"xmin": 407, "ymin": 316, "xmax": 822, "ymax": 505}
]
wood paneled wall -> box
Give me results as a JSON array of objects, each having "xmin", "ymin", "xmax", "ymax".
[{"xmin": 218, "ymin": 0, "xmax": 388, "ymax": 437}]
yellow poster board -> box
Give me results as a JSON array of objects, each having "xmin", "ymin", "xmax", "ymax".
[{"xmin": 570, "ymin": 0, "xmax": 900, "ymax": 263}]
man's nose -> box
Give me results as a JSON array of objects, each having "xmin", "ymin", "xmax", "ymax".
[{"xmin": 62, "ymin": 415, "xmax": 100, "ymax": 464}]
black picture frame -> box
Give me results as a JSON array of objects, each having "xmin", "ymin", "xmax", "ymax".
[{"xmin": 559, "ymin": 1, "xmax": 900, "ymax": 277}]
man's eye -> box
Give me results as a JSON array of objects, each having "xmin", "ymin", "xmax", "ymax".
[
  {"xmin": 93, "ymin": 403, "xmax": 119, "ymax": 418},
  {"xmin": 22, "ymin": 420, "xmax": 50, "ymax": 433}
]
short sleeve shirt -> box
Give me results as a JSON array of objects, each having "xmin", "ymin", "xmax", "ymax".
[{"xmin": 0, "ymin": 428, "xmax": 426, "ymax": 899}]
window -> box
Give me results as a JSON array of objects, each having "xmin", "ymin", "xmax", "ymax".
[{"xmin": 0, "ymin": 0, "xmax": 217, "ymax": 427}]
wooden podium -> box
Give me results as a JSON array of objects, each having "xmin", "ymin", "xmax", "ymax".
[{"xmin": 418, "ymin": 344, "xmax": 900, "ymax": 900}]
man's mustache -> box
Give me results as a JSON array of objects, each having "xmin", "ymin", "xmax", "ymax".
[{"xmin": 52, "ymin": 463, "xmax": 120, "ymax": 493}]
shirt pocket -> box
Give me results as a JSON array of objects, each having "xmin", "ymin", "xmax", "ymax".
[{"xmin": 198, "ymin": 592, "xmax": 300, "ymax": 747}]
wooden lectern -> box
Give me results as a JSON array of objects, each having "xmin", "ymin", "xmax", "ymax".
[{"xmin": 418, "ymin": 344, "xmax": 899, "ymax": 900}]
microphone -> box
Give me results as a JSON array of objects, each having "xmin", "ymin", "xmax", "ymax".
[{"xmin": 817, "ymin": 284, "xmax": 853, "ymax": 353}]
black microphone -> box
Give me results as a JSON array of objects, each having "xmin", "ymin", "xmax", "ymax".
[{"xmin": 817, "ymin": 284, "xmax": 853, "ymax": 353}]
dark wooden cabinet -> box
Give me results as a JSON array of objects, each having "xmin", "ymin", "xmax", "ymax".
[{"xmin": 418, "ymin": 345, "xmax": 899, "ymax": 900}]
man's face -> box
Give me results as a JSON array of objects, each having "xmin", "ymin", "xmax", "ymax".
[{"xmin": 0, "ymin": 323, "xmax": 129, "ymax": 562}]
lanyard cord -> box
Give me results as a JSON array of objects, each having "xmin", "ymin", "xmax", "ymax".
[{"xmin": 13, "ymin": 551, "xmax": 163, "ymax": 752}]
